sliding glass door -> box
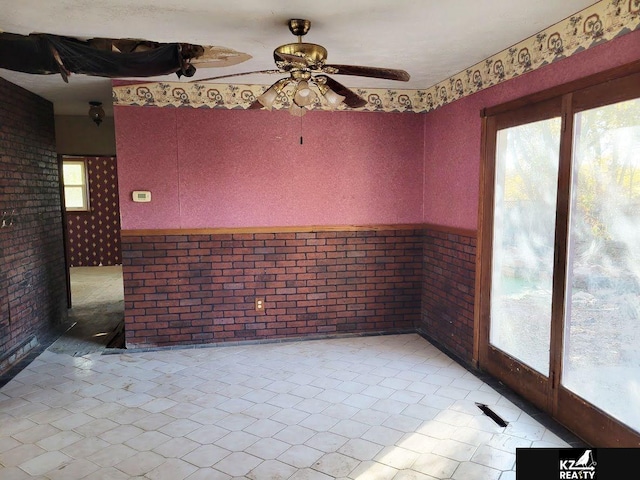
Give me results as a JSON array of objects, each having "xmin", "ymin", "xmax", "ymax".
[
  {"xmin": 479, "ymin": 68, "xmax": 640, "ymax": 446},
  {"xmin": 563, "ymin": 97, "xmax": 640, "ymax": 436},
  {"xmin": 491, "ymin": 117, "xmax": 561, "ymax": 377}
]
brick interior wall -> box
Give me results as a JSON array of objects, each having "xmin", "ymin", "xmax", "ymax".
[
  {"xmin": 0, "ymin": 77, "xmax": 67, "ymax": 370},
  {"xmin": 419, "ymin": 227, "xmax": 476, "ymax": 365},
  {"xmin": 66, "ymin": 156, "xmax": 122, "ymax": 266},
  {"xmin": 121, "ymin": 228, "xmax": 423, "ymax": 347}
]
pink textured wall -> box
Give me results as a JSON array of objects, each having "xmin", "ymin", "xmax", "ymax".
[
  {"xmin": 115, "ymin": 108, "xmax": 424, "ymax": 229},
  {"xmin": 423, "ymin": 29, "xmax": 640, "ymax": 230}
]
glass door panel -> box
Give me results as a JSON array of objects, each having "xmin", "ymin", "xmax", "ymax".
[
  {"xmin": 490, "ymin": 118, "xmax": 561, "ymax": 375},
  {"xmin": 564, "ymin": 98, "xmax": 640, "ymax": 432}
]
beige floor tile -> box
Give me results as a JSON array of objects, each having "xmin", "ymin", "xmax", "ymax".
[
  {"xmin": 451, "ymin": 461, "xmax": 502, "ymax": 480},
  {"xmin": 214, "ymin": 431, "xmax": 259, "ymax": 451},
  {"xmin": 184, "ymin": 468, "xmax": 232, "ymax": 480},
  {"xmin": 61, "ymin": 436, "xmax": 110, "ymax": 459},
  {"xmin": 274, "ymin": 424, "xmax": 315, "ymax": 445},
  {"xmin": 0, "ymin": 436, "xmax": 21, "ymax": 454},
  {"xmin": 113, "ymin": 450, "xmax": 165, "ymax": 476},
  {"xmin": 87, "ymin": 444, "xmax": 137, "ymax": 468},
  {"xmin": 376, "ymin": 445, "xmax": 420, "ymax": 470},
  {"xmin": 212, "ymin": 451, "xmax": 262, "ymax": 477},
  {"xmin": 245, "ymin": 437, "xmax": 291, "ymax": 460},
  {"xmin": 0, "ymin": 444, "xmax": 47, "ymax": 468},
  {"xmin": 158, "ymin": 418, "xmax": 202, "ymax": 438},
  {"xmin": 98, "ymin": 424, "xmax": 144, "ymax": 444},
  {"xmin": 278, "ymin": 444, "xmax": 324, "ymax": 468},
  {"xmin": 0, "ymin": 329, "xmax": 577, "ymax": 480},
  {"xmin": 349, "ymin": 459, "xmax": 399, "ymax": 479},
  {"xmin": 36, "ymin": 430, "xmax": 83, "ymax": 451},
  {"xmin": 182, "ymin": 444, "xmax": 231, "ymax": 468},
  {"xmin": 18, "ymin": 451, "xmax": 72, "ymax": 476},
  {"xmin": 13, "ymin": 424, "xmax": 61, "ymax": 445},
  {"xmin": 145, "ymin": 458, "xmax": 199, "ymax": 480},
  {"xmin": 152, "ymin": 436, "xmax": 200, "ymax": 458},
  {"xmin": 84, "ymin": 467, "xmax": 131, "ymax": 480},
  {"xmin": 411, "ymin": 452, "xmax": 460, "ymax": 478},
  {"xmin": 392, "ymin": 469, "xmax": 438, "ymax": 480},
  {"xmin": 338, "ymin": 438, "xmax": 384, "ymax": 461},
  {"xmin": 45, "ymin": 458, "xmax": 100, "ymax": 480},
  {"xmin": 124, "ymin": 430, "xmax": 172, "ymax": 451},
  {"xmin": 246, "ymin": 458, "xmax": 298, "ymax": 479},
  {"xmin": 185, "ymin": 424, "xmax": 229, "ymax": 444},
  {"xmin": 288, "ymin": 468, "xmax": 334, "ymax": 480},
  {"xmin": 312, "ymin": 452, "xmax": 360, "ymax": 477}
]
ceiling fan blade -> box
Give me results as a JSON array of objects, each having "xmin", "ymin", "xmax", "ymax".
[
  {"xmin": 317, "ymin": 75, "xmax": 367, "ymax": 109},
  {"xmin": 324, "ymin": 64, "xmax": 410, "ymax": 82},
  {"xmin": 247, "ymin": 99, "xmax": 264, "ymax": 109},
  {"xmin": 190, "ymin": 69, "xmax": 280, "ymax": 83}
]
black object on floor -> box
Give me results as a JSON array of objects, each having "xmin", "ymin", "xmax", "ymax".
[{"xmin": 476, "ymin": 402, "xmax": 509, "ymax": 427}]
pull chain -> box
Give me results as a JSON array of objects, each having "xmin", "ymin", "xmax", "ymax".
[{"xmin": 300, "ymin": 114, "xmax": 303, "ymax": 145}]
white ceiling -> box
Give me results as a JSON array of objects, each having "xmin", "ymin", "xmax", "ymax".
[{"xmin": 0, "ymin": 0, "xmax": 597, "ymax": 117}]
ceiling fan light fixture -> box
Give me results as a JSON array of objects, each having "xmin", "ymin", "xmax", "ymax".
[
  {"xmin": 257, "ymin": 85, "xmax": 279, "ymax": 111},
  {"xmin": 289, "ymin": 103, "xmax": 307, "ymax": 117},
  {"xmin": 293, "ymin": 80, "xmax": 316, "ymax": 107},
  {"xmin": 257, "ymin": 78, "xmax": 289, "ymax": 110},
  {"xmin": 88, "ymin": 101, "xmax": 105, "ymax": 126},
  {"xmin": 324, "ymin": 89, "xmax": 346, "ymax": 108},
  {"xmin": 323, "ymin": 87, "xmax": 346, "ymax": 108}
]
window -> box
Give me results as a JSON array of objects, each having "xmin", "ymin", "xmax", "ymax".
[{"xmin": 62, "ymin": 159, "xmax": 90, "ymax": 211}]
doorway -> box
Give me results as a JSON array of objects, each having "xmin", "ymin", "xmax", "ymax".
[
  {"xmin": 56, "ymin": 155, "xmax": 125, "ymax": 354},
  {"xmin": 478, "ymin": 67, "xmax": 640, "ymax": 446}
]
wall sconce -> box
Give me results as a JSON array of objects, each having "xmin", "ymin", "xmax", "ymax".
[{"xmin": 88, "ymin": 101, "xmax": 105, "ymax": 126}]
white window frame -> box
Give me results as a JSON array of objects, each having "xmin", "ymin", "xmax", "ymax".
[{"xmin": 62, "ymin": 158, "xmax": 91, "ymax": 212}]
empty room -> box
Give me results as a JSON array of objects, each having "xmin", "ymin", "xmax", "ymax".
[{"xmin": 1, "ymin": 1, "xmax": 639, "ymax": 478}]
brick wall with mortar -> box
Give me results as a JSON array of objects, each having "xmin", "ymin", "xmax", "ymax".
[
  {"xmin": 121, "ymin": 229, "xmax": 424, "ymax": 347},
  {"xmin": 0, "ymin": 77, "xmax": 68, "ymax": 369},
  {"xmin": 419, "ymin": 228, "xmax": 476, "ymax": 365}
]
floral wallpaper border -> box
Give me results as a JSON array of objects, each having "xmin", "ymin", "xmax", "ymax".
[{"xmin": 113, "ymin": 0, "xmax": 640, "ymax": 114}]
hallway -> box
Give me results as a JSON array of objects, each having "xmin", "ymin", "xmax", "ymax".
[{"xmin": 48, "ymin": 266, "xmax": 124, "ymax": 356}]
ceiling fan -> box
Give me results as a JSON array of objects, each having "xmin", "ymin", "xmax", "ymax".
[{"xmin": 194, "ymin": 19, "xmax": 410, "ymax": 115}]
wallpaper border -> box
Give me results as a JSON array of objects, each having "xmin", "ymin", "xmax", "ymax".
[{"xmin": 112, "ymin": 0, "xmax": 640, "ymax": 114}]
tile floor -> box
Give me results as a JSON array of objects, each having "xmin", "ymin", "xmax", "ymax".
[
  {"xmin": 0, "ymin": 266, "xmax": 583, "ymax": 479},
  {"xmin": 1, "ymin": 332, "xmax": 576, "ymax": 480}
]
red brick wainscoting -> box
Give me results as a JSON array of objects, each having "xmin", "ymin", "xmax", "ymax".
[
  {"xmin": 419, "ymin": 227, "xmax": 476, "ymax": 365},
  {"xmin": 121, "ymin": 227, "xmax": 424, "ymax": 348},
  {"xmin": 0, "ymin": 77, "xmax": 67, "ymax": 372}
]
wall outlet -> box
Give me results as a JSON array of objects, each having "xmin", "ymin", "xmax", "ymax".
[{"xmin": 255, "ymin": 298, "xmax": 265, "ymax": 312}]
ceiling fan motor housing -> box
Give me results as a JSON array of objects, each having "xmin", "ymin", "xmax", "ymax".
[{"xmin": 274, "ymin": 43, "xmax": 327, "ymax": 70}]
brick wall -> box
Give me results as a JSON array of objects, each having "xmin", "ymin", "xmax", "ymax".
[
  {"xmin": 0, "ymin": 77, "xmax": 67, "ymax": 370},
  {"xmin": 66, "ymin": 156, "xmax": 121, "ymax": 266},
  {"xmin": 121, "ymin": 228, "xmax": 423, "ymax": 347},
  {"xmin": 419, "ymin": 227, "xmax": 476, "ymax": 365}
]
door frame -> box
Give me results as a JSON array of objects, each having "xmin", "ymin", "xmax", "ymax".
[
  {"xmin": 476, "ymin": 60, "xmax": 640, "ymax": 446},
  {"xmin": 57, "ymin": 154, "xmax": 72, "ymax": 308}
]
